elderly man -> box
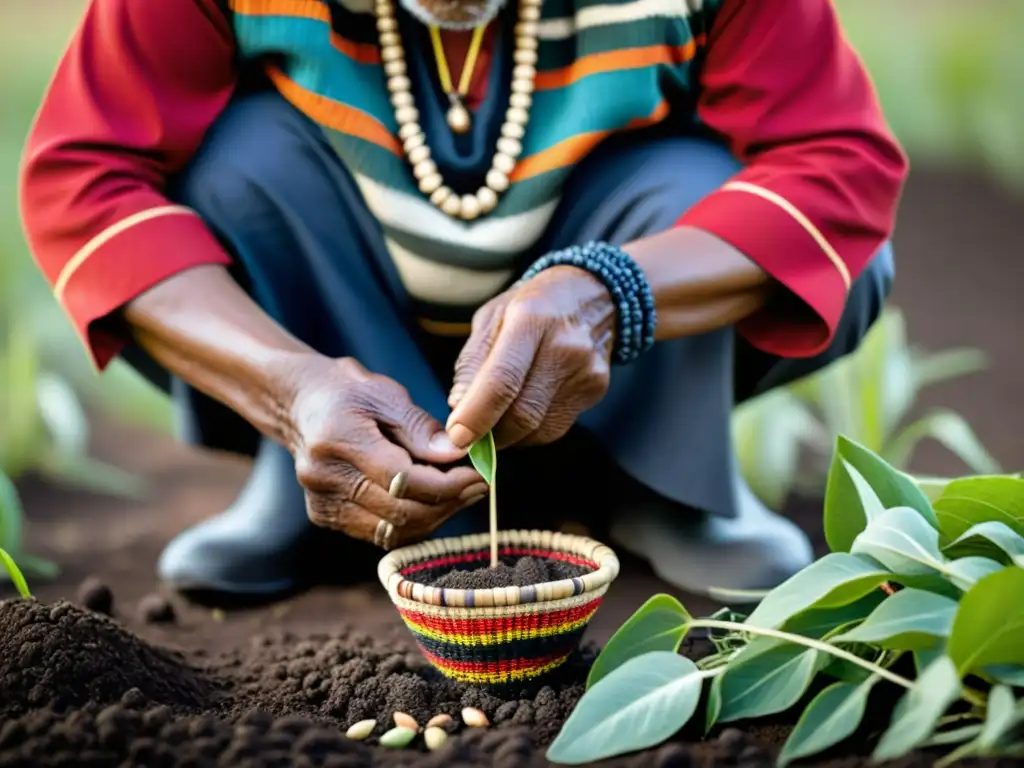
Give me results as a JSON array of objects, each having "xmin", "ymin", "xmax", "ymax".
[{"xmin": 20, "ymin": 0, "xmax": 906, "ymax": 599}]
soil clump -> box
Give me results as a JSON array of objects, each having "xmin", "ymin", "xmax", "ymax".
[{"xmin": 424, "ymin": 556, "xmax": 589, "ymax": 590}]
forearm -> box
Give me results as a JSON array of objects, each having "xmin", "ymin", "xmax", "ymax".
[
  {"xmin": 123, "ymin": 265, "xmax": 314, "ymax": 446},
  {"xmin": 623, "ymin": 226, "xmax": 776, "ymax": 340}
]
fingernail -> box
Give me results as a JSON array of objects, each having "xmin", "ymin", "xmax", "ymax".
[
  {"xmin": 460, "ymin": 493, "xmax": 488, "ymax": 509},
  {"xmin": 447, "ymin": 423, "xmax": 475, "ymax": 449},
  {"xmin": 459, "ymin": 483, "xmax": 490, "ymax": 501},
  {"xmin": 428, "ymin": 432, "xmax": 457, "ymax": 453},
  {"xmin": 389, "ymin": 471, "xmax": 409, "ymax": 499}
]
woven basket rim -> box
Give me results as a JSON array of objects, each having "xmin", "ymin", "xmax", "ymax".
[{"xmin": 377, "ymin": 529, "xmax": 619, "ymax": 610}]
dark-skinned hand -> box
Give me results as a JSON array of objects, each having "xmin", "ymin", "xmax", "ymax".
[
  {"xmin": 285, "ymin": 354, "xmax": 487, "ymax": 547},
  {"xmin": 445, "ymin": 265, "xmax": 616, "ymax": 450}
]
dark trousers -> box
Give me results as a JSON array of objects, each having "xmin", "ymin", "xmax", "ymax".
[{"xmin": 125, "ymin": 90, "xmax": 894, "ymax": 524}]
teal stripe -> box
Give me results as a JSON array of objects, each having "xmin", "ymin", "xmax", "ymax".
[{"xmin": 537, "ymin": 17, "xmax": 699, "ymax": 70}]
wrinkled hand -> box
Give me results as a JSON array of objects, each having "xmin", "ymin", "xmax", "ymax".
[
  {"xmin": 446, "ymin": 265, "xmax": 616, "ymax": 450},
  {"xmin": 284, "ymin": 355, "xmax": 487, "ymax": 547}
]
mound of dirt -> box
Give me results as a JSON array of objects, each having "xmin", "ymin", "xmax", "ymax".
[
  {"xmin": 0, "ymin": 599, "xmax": 216, "ymax": 719},
  {"xmin": 424, "ymin": 556, "xmax": 589, "ymax": 590}
]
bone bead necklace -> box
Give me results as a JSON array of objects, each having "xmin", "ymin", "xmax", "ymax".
[{"xmin": 375, "ymin": 0, "xmax": 540, "ymax": 221}]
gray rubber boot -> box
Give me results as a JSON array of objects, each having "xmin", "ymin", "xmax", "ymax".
[
  {"xmin": 608, "ymin": 472, "xmax": 814, "ymax": 603},
  {"xmin": 158, "ymin": 439, "xmax": 313, "ymax": 596}
]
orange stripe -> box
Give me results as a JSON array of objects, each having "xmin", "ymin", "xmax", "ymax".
[
  {"xmin": 417, "ymin": 318, "xmax": 472, "ymax": 337},
  {"xmin": 231, "ymin": 0, "xmax": 379, "ymax": 63},
  {"xmin": 266, "ymin": 66, "xmax": 402, "ymax": 154},
  {"xmin": 512, "ymin": 100, "xmax": 671, "ymax": 183},
  {"xmin": 534, "ymin": 40, "xmax": 701, "ymax": 91}
]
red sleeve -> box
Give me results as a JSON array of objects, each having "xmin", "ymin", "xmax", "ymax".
[
  {"xmin": 677, "ymin": 0, "xmax": 909, "ymax": 358},
  {"xmin": 19, "ymin": 0, "xmax": 237, "ymax": 371}
]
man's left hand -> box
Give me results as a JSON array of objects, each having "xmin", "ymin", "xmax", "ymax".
[{"xmin": 445, "ymin": 265, "xmax": 616, "ymax": 450}]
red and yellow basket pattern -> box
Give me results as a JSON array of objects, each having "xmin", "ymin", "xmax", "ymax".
[{"xmin": 378, "ymin": 530, "xmax": 620, "ymax": 687}]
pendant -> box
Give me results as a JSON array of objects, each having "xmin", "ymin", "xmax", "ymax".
[{"xmin": 446, "ymin": 100, "xmax": 471, "ymax": 134}]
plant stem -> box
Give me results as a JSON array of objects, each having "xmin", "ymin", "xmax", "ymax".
[
  {"xmin": 689, "ymin": 619, "xmax": 916, "ymax": 690},
  {"xmin": 488, "ymin": 477, "xmax": 498, "ymax": 568}
]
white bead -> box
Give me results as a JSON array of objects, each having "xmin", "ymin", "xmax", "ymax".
[
  {"xmin": 384, "ymin": 59, "xmax": 407, "ymax": 77},
  {"xmin": 377, "ymin": 17, "xmax": 398, "ymax": 33},
  {"xmin": 518, "ymin": 36, "xmax": 538, "ymax": 51},
  {"xmin": 501, "ymin": 122, "xmax": 525, "ymax": 140},
  {"xmin": 511, "ymin": 78, "xmax": 534, "ymax": 95},
  {"xmin": 520, "ymin": 6, "xmax": 541, "ymax": 21},
  {"xmin": 395, "ymin": 105, "xmax": 419, "ymax": 124},
  {"xmin": 515, "ymin": 21, "xmax": 538, "ymax": 38},
  {"xmin": 391, "ymin": 91, "xmax": 413, "ymax": 108},
  {"xmin": 492, "ymin": 151, "xmax": 515, "ymax": 174},
  {"xmin": 430, "ymin": 186, "xmax": 453, "ymax": 206},
  {"xmin": 460, "ymin": 194, "xmax": 481, "ymax": 220},
  {"xmin": 408, "ymin": 145, "xmax": 431, "ymax": 165},
  {"xmin": 387, "ymin": 75, "xmax": 411, "ymax": 92},
  {"xmin": 398, "ymin": 122, "xmax": 421, "ymax": 140},
  {"xmin": 403, "ymin": 133, "xmax": 425, "ymax": 152},
  {"xmin": 381, "ymin": 44, "xmax": 403, "ymax": 62},
  {"xmin": 496, "ymin": 137, "xmax": 522, "ymax": 157},
  {"xmin": 512, "ymin": 64, "xmax": 536, "ymax": 81},
  {"xmin": 510, "ymin": 92, "xmax": 532, "ymax": 110},
  {"xmin": 514, "ymin": 49, "xmax": 538, "ymax": 66},
  {"xmin": 413, "ymin": 159, "xmax": 437, "ymax": 180},
  {"xmin": 380, "ymin": 31, "xmax": 400, "ymax": 47},
  {"xmin": 486, "ymin": 169, "xmax": 510, "ymax": 192},
  {"xmin": 419, "ymin": 173, "xmax": 443, "ymax": 194},
  {"xmin": 442, "ymin": 194, "xmax": 462, "ymax": 217},
  {"xmin": 506, "ymin": 106, "xmax": 529, "ymax": 124},
  {"xmin": 476, "ymin": 186, "xmax": 498, "ymax": 214}
]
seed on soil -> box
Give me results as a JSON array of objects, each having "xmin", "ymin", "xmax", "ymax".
[
  {"xmin": 424, "ymin": 726, "xmax": 448, "ymax": 751},
  {"xmin": 462, "ymin": 707, "xmax": 490, "ymax": 727},
  {"xmin": 426, "ymin": 713, "xmax": 453, "ymax": 729},
  {"xmin": 379, "ymin": 726, "xmax": 416, "ymax": 748},
  {"xmin": 393, "ymin": 711, "xmax": 419, "ymax": 731},
  {"xmin": 344, "ymin": 719, "xmax": 376, "ymax": 740},
  {"xmin": 76, "ymin": 576, "xmax": 114, "ymax": 616},
  {"xmin": 138, "ymin": 594, "xmax": 176, "ymax": 624}
]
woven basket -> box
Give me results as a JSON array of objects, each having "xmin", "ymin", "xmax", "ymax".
[{"xmin": 378, "ymin": 529, "xmax": 619, "ymax": 687}]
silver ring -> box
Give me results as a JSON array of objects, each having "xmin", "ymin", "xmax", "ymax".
[
  {"xmin": 374, "ymin": 518, "xmax": 395, "ymax": 549},
  {"xmin": 389, "ymin": 471, "xmax": 409, "ymax": 499}
]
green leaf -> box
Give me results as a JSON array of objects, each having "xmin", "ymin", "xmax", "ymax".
[
  {"xmin": 745, "ymin": 553, "xmax": 891, "ymax": 630},
  {"xmin": 978, "ymin": 685, "xmax": 1016, "ymax": 749},
  {"xmin": 872, "ymin": 656, "xmax": 962, "ymax": 761},
  {"xmin": 707, "ymin": 638, "xmax": 825, "ymax": 728},
  {"xmin": 467, "ymin": 431, "xmax": 496, "ymax": 485},
  {"xmin": 945, "ymin": 521, "xmax": 1024, "ymax": 565},
  {"xmin": 0, "ymin": 469, "xmax": 24, "ymax": 551},
  {"xmin": 14, "ymin": 552, "xmax": 59, "ymax": 580},
  {"xmin": 920, "ymin": 724, "xmax": 983, "ymax": 748},
  {"xmin": 824, "ymin": 456, "xmax": 885, "ymax": 553},
  {"xmin": 777, "ymin": 677, "xmax": 878, "ymax": 767},
  {"xmin": 914, "ymin": 645, "xmax": 945, "ymax": 676},
  {"xmin": 934, "ymin": 476, "xmax": 1024, "ymax": 540},
  {"xmin": 912, "ymin": 347, "xmax": 987, "ymax": 390},
  {"xmin": 947, "ymin": 567, "xmax": 1024, "ymax": 675},
  {"xmin": 832, "ymin": 436, "xmax": 940, "ymax": 541},
  {"xmin": 985, "ymin": 665, "xmax": 1024, "ymax": 687},
  {"xmin": 587, "ymin": 594, "xmax": 689, "ymax": 689},
  {"xmin": 850, "ymin": 506, "xmax": 947, "ymax": 578},
  {"xmin": 0, "ymin": 547, "xmax": 32, "ymax": 598},
  {"xmin": 831, "ymin": 589, "xmax": 957, "ymax": 650},
  {"xmin": 945, "ymin": 556, "xmax": 1004, "ymax": 592},
  {"xmin": 39, "ymin": 454, "xmax": 147, "ymax": 500},
  {"xmin": 780, "ymin": 592, "xmax": 887, "ymax": 638},
  {"xmin": 546, "ymin": 651, "xmax": 705, "ymax": 765},
  {"xmin": 35, "ymin": 372, "xmax": 89, "ymax": 457},
  {"xmin": 883, "ymin": 410, "xmax": 1002, "ymax": 475}
]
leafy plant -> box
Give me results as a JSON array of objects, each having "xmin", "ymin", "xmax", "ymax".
[
  {"xmin": 0, "ymin": 545, "xmax": 32, "ymax": 599},
  {"xmin": 468, "ymin": 431, "xmax": 498, "ymax": 567},
  {"xmin": 547, "ymin": 436, "xmax": 1024, "ymax": 766},
  {"xmin": 733, "ymin": 308, "xmax": 999, "ymax": 509}
]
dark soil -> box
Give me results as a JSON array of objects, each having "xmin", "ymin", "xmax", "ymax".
[
  {"xmin": 423, "ymin": 556, "xmax": 589, "ymax": 590},
  {"xmin": 4, "ymin": 170, "xmax": 1021, "ymax": 767}
]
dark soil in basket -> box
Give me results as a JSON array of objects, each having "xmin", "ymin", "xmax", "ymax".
[{"xmin": 422, "ymin": 556, "xmax": 590, "ymax": 590}]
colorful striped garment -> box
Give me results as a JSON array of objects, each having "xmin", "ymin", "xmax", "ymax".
[{"xmin": 19, "ymin": 0, "xmax": 907, "ymax": 370}]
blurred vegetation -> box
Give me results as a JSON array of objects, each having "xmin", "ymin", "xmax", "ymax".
[{"xmin": 0, "ymin": 0, "xmax": 1020, "ymax": 559}]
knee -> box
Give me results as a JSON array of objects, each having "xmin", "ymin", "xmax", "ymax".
[{"xmin": 171, "ymin": 92, "xmax": 319, "ymax": 228}]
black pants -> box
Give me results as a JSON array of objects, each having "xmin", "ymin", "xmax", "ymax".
[{"xmin": 125, "ymin": 91, "xmax": 894, "ymax": 523}]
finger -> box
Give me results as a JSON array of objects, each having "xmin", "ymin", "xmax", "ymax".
[
  {"xmin": 518, "ymin": 365, "xmax": 608, "ymax": 447},
  {"xmin": 449, "ymin": 305, "xmax": 501, "ymax": 409},
  {"xmin": 446, "ymin": 314, "xmax": 542, "ymax": 449},
  {"xmin": 491, "ymin": 357, "xmax": 557, "ymax": 449},
  {"xmin": 372, "ymin": 382, "xmax": 466, "ymax": 464},
  {"xmin": 389, "ymin": 465, "xmax": 487, "ymax": 505}
]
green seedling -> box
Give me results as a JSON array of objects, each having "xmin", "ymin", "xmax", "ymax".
[
  {"xmin": 468, "ymin": 431, "xmax": 498, "ymax": 567},
  {"xmin": 548, "ymin": 436, "xmax": 1024, "ymax": 767}
]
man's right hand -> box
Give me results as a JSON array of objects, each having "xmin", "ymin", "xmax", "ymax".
[{"xmin": 282, "ymin": 354, "xmax": 488, "ymax": 548}]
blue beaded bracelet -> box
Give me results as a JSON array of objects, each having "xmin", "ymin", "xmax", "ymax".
[{"xmin": 520, "ymin": 241, "xmax": 657, "ymax": 365}]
